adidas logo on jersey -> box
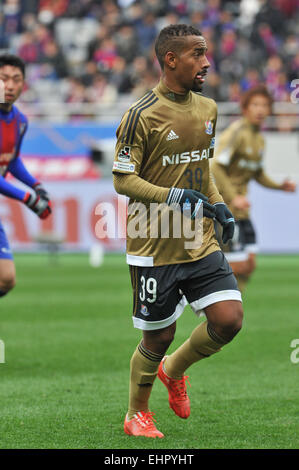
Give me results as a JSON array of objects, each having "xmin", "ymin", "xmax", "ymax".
[{"xmin": 166, "ymin": 130, "xmax": 179, "ymax": 141}]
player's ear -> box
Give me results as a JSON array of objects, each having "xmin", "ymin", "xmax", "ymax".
[{"xmin": 164, "ymin": 51, "xmax": 177, "ymax": 70}]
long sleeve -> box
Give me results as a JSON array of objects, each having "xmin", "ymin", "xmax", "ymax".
[
  {"xmin": 113, "ymin": 172, "xmax": 169, "ymax": 203},
  {"xmin": 0, "ymin": 174, "xmax": 26, "ymax": 201},
  {"xmin": 3, "ymin": 114, "xmax": 36, "ymax": 189},
  {"xmin": 254, "ymin": 169, "xmax": 282, "ymax": 190},
  {"xmin": 8, "ymin": 157, "xmax": 38, "ymax": 188},
  {"xmin": 206, "ymin": 164, "xmax": 224, "ymax": 205},
  {"xmin": 211, "ymin": 160, "xmax": 238, "ymax": 203}
]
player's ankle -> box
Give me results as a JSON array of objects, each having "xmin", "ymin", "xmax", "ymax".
[
  {"xmin": 163, "ymin": 357, "xmax": 184, "ymax": 380},
  {"xmin": 127, "ymin": 409, "xmax": 148, "ymax": 421}
]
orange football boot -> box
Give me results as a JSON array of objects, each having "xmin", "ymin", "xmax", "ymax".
[
  {"xmin": 124, "ymin": 411, "xmax": 164, "ymax": 438},
  {"xmin": 158, "ymin": 356, "xmax": 191, "ymax": 419}
]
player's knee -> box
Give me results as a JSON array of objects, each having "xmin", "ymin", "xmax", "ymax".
[
  {"xmin": 217, "ymin": 303, "xmax": 243, "ymax": 341},
  {"xmin": 247, "ymin": 256, "xmax": 256, "ymax": 275},
  {"xmin": 0, "ymin": 273, "xmax": 16, "ymax": 293},
  {"xmin": 156, "ymin": 328, "xmax": 176, "ymax": 352},
  {"xmin": 231, "ymin": 260, "xmax": 250, "ymax": 276},
  {"xmin": 233, "ymin": 304, "xmax": 243, "ymax": 333},
  {"xmin": 143, "ymin": 323, "xmax": 176, "ymax": 355},
  {"xmin": 227, "ymin": 303, "xmax": 243, "ymax": 337}
]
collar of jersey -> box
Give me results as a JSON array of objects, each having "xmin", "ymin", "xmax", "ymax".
[
  {"xmin": 155, "ymin": 80, "xmax": 192, "ymax": 107},
  {"xmin": 0, "ymin": 105, "xmax": 15, "ymax": 122},
  {"xmin": 242, "ymin": 116, "xmax": 260, "ymax": 133}
]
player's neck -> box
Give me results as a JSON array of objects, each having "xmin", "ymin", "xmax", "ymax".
[
  {"xmin": 243, "ymin": 116, "xmax": 261, "ymax": 132},
  {"xmin": 158, "ymin": 77, "xmax": 191, "ymax": 103},
  {"xmin": 0, "ymin": 103, "xmax": 13, "ymax": 113}
]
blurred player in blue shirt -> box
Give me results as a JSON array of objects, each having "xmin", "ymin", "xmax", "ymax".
[{"xmin": 0, "ymin": 54, "xmax": 52, "ymax": 298}]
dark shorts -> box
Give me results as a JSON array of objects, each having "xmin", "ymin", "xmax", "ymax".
[
  {"xmin": 0, "ymin": 222, "xmax": 13, "ymax": 260},
  {"xmin": 129, "ymin": 251, "xmax": 241, "ymax": 330},
  {"xmin": 215, "ymin": 219, "xmax": 258, "ymax": 263}
]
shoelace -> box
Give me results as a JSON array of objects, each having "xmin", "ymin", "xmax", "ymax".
[
  {"xmin": 170, "ymin": 375, "xmax": 191, "ymax": 401},
  {"xmin": 136, "ymin": 411, "xmax": 157, "ymax": 429}
]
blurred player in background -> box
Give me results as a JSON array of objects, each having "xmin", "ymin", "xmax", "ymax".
[
  {"xmin": 211, "ymin": 85, "xmax": 296, "ymax": 293},
  {"xmin": 0, "ymin": 54, "xmax": 52, "ymax": 298},
  {"xmin": 113, "ymin": 24, "xmax": 243, "ymax": 438}
]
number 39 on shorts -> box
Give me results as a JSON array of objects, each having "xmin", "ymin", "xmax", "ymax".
[{"xmin": 139, "ymin": 276, "xmax": 157, "ymax": 303}]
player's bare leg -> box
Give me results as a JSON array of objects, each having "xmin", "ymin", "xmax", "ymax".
[
  {"xmin": 159, "ymin": 300, "xmax": 243, "ymax": 417},
  {"xmin": 163, "ymin": 300, "xmax": 243, "ymax": 376},
  {"xmin": 230, "ymin": 253, "xmax": 256, "ymax": 293},
  {"xmin": 204, "ymin": 300, "xmax": 243, "ymax": 341},
  {"xmin": 0, "ymin": 259, "xmax": 16, "ymax": 297}
]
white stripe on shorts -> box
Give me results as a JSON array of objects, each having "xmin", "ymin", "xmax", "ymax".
[
  {"xmin": 132, "ymin": 296, "xmax": 188, "ymax": 331},
  {"xmin": 223, "ymin": 251, "xmax": 249, "ymax": 263},
  {"xmin": 245, "ymin": 243, "xmax": 259, "ymax": 254},
  {"xmin": 190, "ymin": 289, "xmax": 242, "ymax": 315}
]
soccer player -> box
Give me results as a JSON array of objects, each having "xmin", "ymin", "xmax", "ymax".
[
  {"xmin": 112, "ymin": 24, "xmax": 243, "ymax": 438},
  {"xmin": 0, "ymin": 54, "xmax": 51, "ymax": 298},
  {"xmin": 211, "ymin": 85, "xmax": 296, "ymax": 293}
]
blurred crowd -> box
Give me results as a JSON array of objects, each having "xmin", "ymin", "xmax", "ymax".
[{"xmin": 0, "ymin": 0, "xmax": 298, "ymax": 106}]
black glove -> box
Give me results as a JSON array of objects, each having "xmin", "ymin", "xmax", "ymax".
[
  {"xmin": 23, "ymin": 192, "xmax": 52, "ymax": 219},
  {"xmin": 33, "ymin": 182, "xmax": 50, "ymax": 201},
  {"xmin": 214, "ymin": 202, "xmax": 235, "ymax": 243},
  {"xmin": 167, "ymin": 188, "xmax": 216, "ymax": 219}
]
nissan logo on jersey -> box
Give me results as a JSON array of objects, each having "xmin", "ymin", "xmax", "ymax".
[{"xmin": 162, "ymin": 148, "xmax": 211, "ymax": 166}]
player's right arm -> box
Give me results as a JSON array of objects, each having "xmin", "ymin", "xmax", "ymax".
[
  {"xmin": 112, "ymin": 108, "xmax": 169, "ymax": 203},
  {"xmin": 113, "ymin": 110, "xmax": 215, "ymax": 219},
  {"xmin": 113, "ymin": 172, "xmax": 169, "ymax": 203}
]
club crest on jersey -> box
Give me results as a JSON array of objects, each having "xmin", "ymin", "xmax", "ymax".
[
  {"xmin": 205, "ymin": 120, "xmax": 213, "ymax": 135},
  {"xmin": 118, "ymin": 146, "xmax": 131, "ymax": 162}
]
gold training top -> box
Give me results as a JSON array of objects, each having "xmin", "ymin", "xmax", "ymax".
[
  {"xmin": 113, "ymin": 80, "xmax": 223, "ymax": 267},
  {"xmin": 211, "ymin": 117, "xmax": 281, "ymax": 220}
]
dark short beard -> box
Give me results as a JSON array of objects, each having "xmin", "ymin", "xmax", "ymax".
[
  {"xmin": 0, "ymin": 102, "xmax": 12, "ymax": 111},
  {"xmin": 191, "ymin": 79, "xmax": 203, "ymax": 93}
]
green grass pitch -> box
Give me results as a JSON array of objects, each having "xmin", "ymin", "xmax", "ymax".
[{"xmin": 0, "ymin": 253, "xmax": 298, "ymax": 449}]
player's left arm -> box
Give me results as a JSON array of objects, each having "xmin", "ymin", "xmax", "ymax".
[
  {"xmin": 207, "ymin": 105, "xmax": 235, "ymax": 243},
  {"xmin": 205, "ymin": 106, "xmax": 223, "ymax": 205},
  {"xmin": 8, "ymin": 156, "xmax": 37, "ymax": 188},
  {"xmin": 254, "ymin": 168, "xmax": 296, "ymax": 192},
  {"xmin": 207, "ymin": 164, "xmax": 235, "ymax": 243},
  {"xmin": 0, "ymin": 174, "xmax": 52, "ymax": 219},
  {"xmin": 7, "ymin": 119, "xmax": 51, "ymax": 200},
  {"xmin": 8, "ymin": 157, "xmax": 50, "ymax": 199},
  {"xmin": 206, "ymin": 165, "xmax": 224, "ymax": 205}
]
